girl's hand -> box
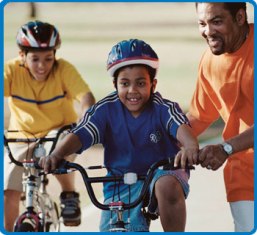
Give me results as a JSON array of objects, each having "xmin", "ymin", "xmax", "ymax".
[{"xmin": 174, "ymin": 147, "xmax": 199, "ymax": 169}]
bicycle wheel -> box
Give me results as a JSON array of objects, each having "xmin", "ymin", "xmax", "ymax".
[
  {"xmin": 45, "ymin": 201, "xmax": 60, "ymax": 232},
  {"xmin": 14, "ymin": 222, "xmax": 35, "ymax": 232}
]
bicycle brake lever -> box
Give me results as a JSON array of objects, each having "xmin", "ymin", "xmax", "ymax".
[{"xmin": 48, "ymin": 160, "xmax": 74, "ymax": 175}]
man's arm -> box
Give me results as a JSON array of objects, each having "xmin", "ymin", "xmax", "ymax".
[
  {"xmin": 186, "ymin": 113, "xmax": 212, "ymax": 137},
  {"xmin": 226, "ymin": 125, "xmax": 254, "ymax": 153}
]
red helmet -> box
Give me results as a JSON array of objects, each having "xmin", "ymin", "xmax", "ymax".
[{"xmin": 16, "ymin": 21, "xmax": 61, "ymax": 51}]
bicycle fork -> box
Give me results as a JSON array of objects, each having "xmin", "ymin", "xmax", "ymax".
[
  {"xmin": 109, "ymin": 201, "xmax": 129, "ymax": 232},
  {"xmin": 14, "ymin": 174, "xmax": 43, "ymax": 231}
]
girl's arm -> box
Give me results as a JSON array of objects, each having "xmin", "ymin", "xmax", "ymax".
[{"xmin": 39, "ymin": 133, "xmax": 82, "ymax": 173}]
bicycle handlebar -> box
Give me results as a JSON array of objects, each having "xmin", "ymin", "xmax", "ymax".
[
  {"xmin": 49, "ymin": 158, "xmax": 195, "ymax": 211},
  {"xmin": 4, "ymin": 124, "xmax": 76, "ymax": 167}
]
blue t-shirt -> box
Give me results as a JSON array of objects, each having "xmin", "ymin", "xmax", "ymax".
[{"xmin": 72, "ymin": 91, "xmax": 189, "ymax": 198}]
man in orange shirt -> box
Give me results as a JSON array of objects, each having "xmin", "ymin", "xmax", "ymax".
[{"xmin": 187, "ymin": 2, "xmax": 254, "ymax": 232}]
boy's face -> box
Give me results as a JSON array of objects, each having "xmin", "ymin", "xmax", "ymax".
[
  {"xmin": 116, "ymin": 65, "xmax": 157, "ymax": 118},
  {"xmin": 20, "ymin": 50, "xmax": 55, "ymax": 81}
]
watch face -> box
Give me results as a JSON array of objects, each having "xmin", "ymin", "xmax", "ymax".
[{"xmin": 223, "ymin": 143, "xmax": 233, "ymax": 154}]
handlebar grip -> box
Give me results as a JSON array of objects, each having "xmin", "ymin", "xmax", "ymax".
[{"xmin": 87, "ymin": 165, "xmax": 105, "ymax": 170}]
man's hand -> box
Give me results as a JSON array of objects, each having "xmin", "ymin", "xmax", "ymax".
[{"xmin": 198, "ymin": 144, "xmax": 228, "ymax": 171}]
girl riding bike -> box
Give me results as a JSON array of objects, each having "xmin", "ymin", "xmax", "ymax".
[{"xmin": 39, "ymin": 39, "xmax": 199, "ymax": 232}]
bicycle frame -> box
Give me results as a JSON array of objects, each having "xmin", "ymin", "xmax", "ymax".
[{"xmin": 4, "ymin": 124, "xmax": 75, "ymax": 232}]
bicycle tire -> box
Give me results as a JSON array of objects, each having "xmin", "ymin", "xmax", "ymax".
[
  {"xmin": 45, "ymin": 202, "xmax": 60, "ymax": 232},
  {"xmin": 14, "ymin": 222, "xmax": 35, "ymax": 232}
]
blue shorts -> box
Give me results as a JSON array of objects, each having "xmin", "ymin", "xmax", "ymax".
[{"xmin": 99, "ymin": 169, "xmax": 189, "ymax": 232}]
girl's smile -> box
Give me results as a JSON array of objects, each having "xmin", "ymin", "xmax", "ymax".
[{"xmin": 116, "ymin": 65, "xmax": 157, "ymax": 118}]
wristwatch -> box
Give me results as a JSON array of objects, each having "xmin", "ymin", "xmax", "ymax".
[{"xmin": 221, "ymin": 142, "xmax": 233, "ymax": 156}]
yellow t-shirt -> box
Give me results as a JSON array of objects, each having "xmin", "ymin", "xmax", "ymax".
[
  {"xmin": 4, "ymin": 57, "xmax": 91, "ymax": 137},
  {"xmin": 189, "ymin": 24, "xmax": 254, "ymax": 202}
]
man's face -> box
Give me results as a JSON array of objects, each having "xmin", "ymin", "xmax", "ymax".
[{"xmin": 197, "ymin": 3, "xmax": 244, "ymax": 55}]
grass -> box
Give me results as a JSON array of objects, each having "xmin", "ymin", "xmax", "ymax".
[
  {"xmin": 4, "ymin": 2, "xmax": 254, "ymax": 138},
  {"xmin": 3, "ymin": 2, "xmax": 254, "ymax": 111},
  {"xmin": 3, "ymin": 3, "xmax": 204, "ymax": 108},
  {"xmin": 5, "ymin": 2, "xmax": 254, "ymax": 138}
]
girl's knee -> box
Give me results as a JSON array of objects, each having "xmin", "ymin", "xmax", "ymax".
[{"xmin": 155, "ymin": 176, "xmax": 184, "ymax": 202}]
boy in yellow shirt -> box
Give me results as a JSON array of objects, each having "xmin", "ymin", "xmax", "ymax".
[{"xmin": 4, "ymin": 21, "xmax": 95, "ymax": 231}]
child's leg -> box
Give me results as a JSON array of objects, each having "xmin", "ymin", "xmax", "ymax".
[
  {"xmin": 4, "ymin": 189, "xmax": 21, "ymax": 231},
  {"xmin": 55, "ymin": 155, "xmax": 81, "ymax": 226},
  {"xmin": 45, "ymin": 130, "xmax": 81, "ymax": 226},
  {"xmin": 155, "ymin": 175, "xmax": 186, "ymax": 231},
  {"xmin": 4, "ymin": 143, "xmax": 30, "ymax": 231}
]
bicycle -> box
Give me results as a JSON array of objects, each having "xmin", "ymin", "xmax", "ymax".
[
  {"xmin": 46, "ymin": 157, "xmax": 195, "ymax": 232},
  {"xmin": 3, "ymin": 124, "xmax": 75, "ymax": 232}
]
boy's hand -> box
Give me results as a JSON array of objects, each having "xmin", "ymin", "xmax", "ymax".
[
  {"xmin": 174, "ymin": 147, "xmax": 199, "ymax": 169},
  {"xmin": 38, "ymin": 153, "xmax": 63, "ymax": 174}
]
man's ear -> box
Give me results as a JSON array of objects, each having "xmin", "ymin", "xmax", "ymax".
[{"xmin": 236, "ymin": 9, "xmax": 246, "ymax": 26}]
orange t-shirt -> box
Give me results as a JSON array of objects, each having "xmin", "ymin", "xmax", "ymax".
[{"xmin": 189, "ymin": 24, "xmax": 254, "ymax": 202}]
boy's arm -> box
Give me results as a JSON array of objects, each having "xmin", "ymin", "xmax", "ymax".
[
  {"xmin": 39, "ymin": 133, "xmax": 82, "ymax": 173},
  {"xmin": 174, "ymin": 124, "xmax": 199, "ymax": 169},
  {"xmin": 79, "ymin": 91, "xmax": 96, "ymax": 118}
]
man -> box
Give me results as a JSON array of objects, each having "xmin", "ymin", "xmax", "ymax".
[{"xmin": 187, "ymin": 2, "xmax": 254, "ymax": 232}]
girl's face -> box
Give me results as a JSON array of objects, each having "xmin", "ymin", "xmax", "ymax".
[
  {"xmin": 116, "ymin": 65, "xmax": 157, "ymax": 118},
  {"xmin": 20, "ymin": 50, "xmax": 55, "ymax": 81}
]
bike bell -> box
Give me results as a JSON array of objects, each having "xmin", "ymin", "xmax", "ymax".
[
  {"xmin": 124, "ymin": 172, "xmax": 138, "ymax": 185},
  {"xmin": 34, "ymin": 144, "xmax": 46, "ymax": 158}
]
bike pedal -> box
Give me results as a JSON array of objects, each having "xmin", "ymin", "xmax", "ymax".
[
  {"xmin": 20, "ymin": 192, "xmax": 26, "ymax": 201},
  {"xmin": 62, "ymin": 217, "xmax": 81, "ymax": 227}
]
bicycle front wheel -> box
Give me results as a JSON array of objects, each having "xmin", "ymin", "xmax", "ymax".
[
  {"xmin": 45, "ymin": 201, "xmax": 60, "ymax": 232},
  {"xmin": 14, "ymin": 222, "xmax": 35, "ymax": 232}
]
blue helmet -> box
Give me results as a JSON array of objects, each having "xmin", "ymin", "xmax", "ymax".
[{"xmin": 107, "ymin": 39, "xmax": 159, "ymax": 77}]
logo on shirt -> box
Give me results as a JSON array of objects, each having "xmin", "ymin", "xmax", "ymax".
[{"xmin": 150, "ymin": 131, "xmax": 161, "ymax": 143}]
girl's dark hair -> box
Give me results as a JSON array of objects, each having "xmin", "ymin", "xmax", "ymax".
[
  {"xmin": 195, "ymin": 2, "xmax": 247, "ymax": 22},
  {"xmin": 113, "ymin": 64, "xmax": 157, "ymax": 89}
]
